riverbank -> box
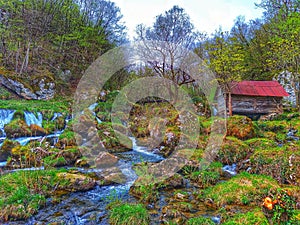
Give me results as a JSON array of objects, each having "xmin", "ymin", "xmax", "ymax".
[{"xmin": 0, "ymin": 98, "xmax": 299, "ymax": 224}]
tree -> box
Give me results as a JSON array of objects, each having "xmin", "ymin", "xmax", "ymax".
[
  {"xmin": 76, "ymin": 0, "xmax": 127, "ymax": 45},
  {"xmin": 135, "ymin": 5, "xmax": 201, "ymax": 101},
  {"xmin": 203, "ymin": 29, "xmax": 246, "ymax": 115}
]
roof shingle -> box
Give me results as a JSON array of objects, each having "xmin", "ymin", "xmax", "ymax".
[{"xmin": 230, "ymin": 81, "xmax": 289, "ymax": 97}]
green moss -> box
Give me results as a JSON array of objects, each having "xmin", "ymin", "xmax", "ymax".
[
  {"xmin": 201, "ymin": 172, "xmax": 280, "ymax": 207},
  {"xmin": 222, "ymin": 208, "xmax": 269, "ymax": 225},
  {"xmin": 187, "ymin": 162, "xmax": 222, "ymax": 188},
  {"xmin": 218, "ymin": 136, "xmax": 249, "ymax": 164},
  {"xmin": 109, "ymin": 203, "xmax": 149, "ymax": 225}
]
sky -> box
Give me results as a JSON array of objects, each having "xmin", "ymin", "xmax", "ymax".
[{"xmin": 113, "ymin": 0, "xmax": 264, "ymax": 39}]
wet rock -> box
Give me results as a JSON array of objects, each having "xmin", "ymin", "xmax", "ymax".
[
  {"xmin": 95, "ymin": 152, "xmax": 118, "ymax": 168},
  {"xmin": 95, "ymin": 167, "xmax": 126, "ymax": 185},
  {"xmin": 161, "ymin": 173, "xmax": 185, "ymax": 190}
]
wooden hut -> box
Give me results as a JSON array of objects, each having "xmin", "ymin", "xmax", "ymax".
[{"xmin": 226, "ymin": 81, "xmax": 289, "ymax": 116}]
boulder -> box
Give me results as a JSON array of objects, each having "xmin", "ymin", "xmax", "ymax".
[
  {"xmin": 95, "ymin": 152, "xmax": 118, "ymax": 168},
  {"xmin": 4, "ymin": 119, "xmax": 31, "ymax": 138}
]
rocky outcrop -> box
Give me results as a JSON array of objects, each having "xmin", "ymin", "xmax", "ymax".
[{"xmin": 0, "ymin": 75, "xmax": 55, "ymax": 100}]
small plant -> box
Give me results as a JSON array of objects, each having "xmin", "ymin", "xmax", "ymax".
[
  {"xmin": 264, "ymin": 189, "xmax": 298, "ymax": 224},
  {"xmin": 109, "ymin": 203, "xmax": 149, "ymax": 225}
]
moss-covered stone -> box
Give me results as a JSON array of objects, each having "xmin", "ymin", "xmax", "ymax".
[
  {"xmin": 0, "ymin": 170, "xmax": 95, "ymax": 222},
  {"xmin": 4, "ymin": 119, "xmax": 31, "ymax": 138},
  {"xmin": 227, "ymin": 115, "xmax": 255, "ymax": 140},
  {"xmin": 217, "ymin": 136, "xmax": 250, "ymax": 165},
  {"xmin": 0, "ymin": 139, "xmax": 20, "ymax": 161},
  {"xmin": 248, "ymin": 145, "xmax": 300, "ymax": 185}
]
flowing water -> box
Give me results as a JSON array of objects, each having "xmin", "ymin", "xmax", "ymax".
[
  {"xmin": 24, "ymin": 111, "xmax": 43, "ymax": 127},
  {"xmin": 7, "ymin": 138, "xmax": 163, "ymax": 225},
  {"xmin": 0, "ymin": 109, "xmax": 15, "ymax": 137}
]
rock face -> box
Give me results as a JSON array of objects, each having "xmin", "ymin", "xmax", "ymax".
[{"xmin": 0, "ymin": 74, "xmax": 55, "ymax": 100}]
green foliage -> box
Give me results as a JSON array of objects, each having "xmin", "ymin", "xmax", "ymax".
[
  {"xmin": 109, "ymin": 203, "xmax": 149, "ymax": 225},
  {"xmin": 271, "ymin": 189, "xmax": 298, "ymax": 224}
]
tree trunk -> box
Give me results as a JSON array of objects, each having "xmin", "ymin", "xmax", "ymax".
[{"xmin": 228, "ymin": 92, "xmax": 233, "ymax": 116}]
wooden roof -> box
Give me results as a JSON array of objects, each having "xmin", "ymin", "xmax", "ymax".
[{"xmin": 230, "ymin": 81, "xmax": 289, "ymax": 97}]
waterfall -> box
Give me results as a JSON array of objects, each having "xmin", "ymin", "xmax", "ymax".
[
  {"xmin": 0, "ymin": 109, "xmax": 15, "ymax": 137},
  {"xmin": 24, "ymin": 111, "xmax": 43, "ymax": 127}
]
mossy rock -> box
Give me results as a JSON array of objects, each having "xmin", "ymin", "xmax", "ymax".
[
  {"xmin": 201, "ymin": 172, "xmax": 280, "ymax": 207},
  {"xmin": 0, "ymin": 139, "xmax": 20, "ymax": 161},
  {"xmin": 56, "ymin": 130, "xmax": 81, "ymax": 148},
  {"xmin": 4, "ymin": 119, "xmax": 31, "ymax": 138},
  {"xmin": 227, "ymin": 115, "xmax": 255, "ymax": 140},
  {"xmin": 7, "ymin": 145, "xmax": 41, "ymax": 168},
  {"xmin": 217, "ymin": 136, "xmax": 250, "ymax": 165},
  {"xmin": 245, "ymin": 138, "xmax": 277, "ymax": 150},
  {"xmin": 187, "ymin": 162, "xmax": 223, "ymax": 188},
  {"xmin": 97, "ymin": 122, "xmax": 132, "ymax": 152},
  {"xmin": 249, "ymin": 145, "xmax": 300, "ymax": 185}
]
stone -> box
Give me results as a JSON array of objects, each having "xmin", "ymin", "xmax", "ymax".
[
  {"xmin": 95, "ymin": 151, "xmax": 118, "ymax": 168},
  {"xmin": 0, "ymin": 74, "xmax": 55, "ymax": 100},
  {"xmin": 30, "ymin": 124, "xmax": 47, "ymax": 136},
  {"xmin": 4, "ymin": 119, "xmax": 31, "ymax": 138}
]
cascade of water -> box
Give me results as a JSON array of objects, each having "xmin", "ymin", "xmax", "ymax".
[
  {"xmin": 24, "ymin": 111, "xmax": 43, "ymax": 127},
  {"xmin": 88, "ymin": 103, "xmax": 102, "ymax": 123},
  {"xmin": 129, "ymin": 136, "xmax": 164, "ymax": 161},
  {"xmin": 0, "ymin": 109, "xmax": 15, "ymax": 137}
]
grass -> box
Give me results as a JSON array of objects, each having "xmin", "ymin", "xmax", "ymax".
[
  {"xmin": 0, "ymin": 169, "xmax": 67, "ymax": 221},
  {"xmin": 109, "ymin": 203, "xmax": 150, "ymax": 225},
  {"xmin": 201, "ymin": 172, "xmax": 280, "ymax": 207},
  {"xmin": 222, "ymin": 208, "xmax": 269, "ymax": 225},
  {"xmin": 0, "ymin": 99, "xmax": 70, "ymax": 113},
  {"xmin": 187, "ymin": 216, "xmax": 215, "ymax": 225}
]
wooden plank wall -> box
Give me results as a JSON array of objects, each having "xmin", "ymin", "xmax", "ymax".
[{"xmin": 231, "ymin": 95, "xmax": 283, "ymax": 114}]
